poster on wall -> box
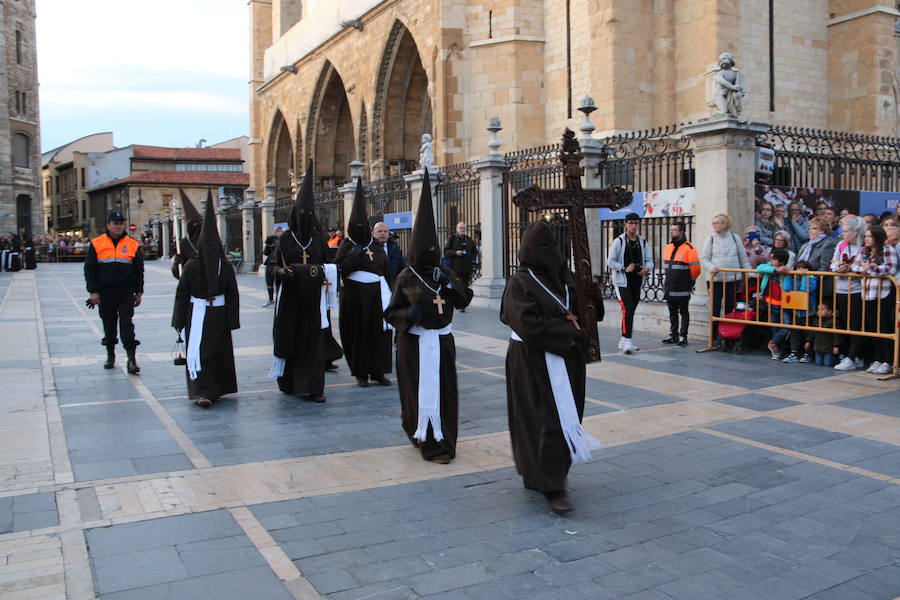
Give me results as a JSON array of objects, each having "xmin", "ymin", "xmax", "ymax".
[
  {"xmin": 859, "ymin": 190, "xmax": 900, "ymax": 217},
  {"xmin": 599, "ymin": 187, "xmax": 695, "ymax": 221},
  {"xmin": 754, "ymin": 185, "xmax": 860, "ymax": 220}
]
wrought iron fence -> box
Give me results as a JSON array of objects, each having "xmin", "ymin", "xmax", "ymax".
[
  {"xmin": 758, "ymin": 125, "xmax": 900, "ymax": 192},
  {"xmin": 364, "ymin": 175, "xmax": 412, "ymax": 256},
  {"xmin": 599, "ymin": 124, "xmax": 695, "ymax": 192},
  {"xmin": 273, "ymin": 195, "xmax": 292, "ymax": 225},
  {"xmin": 224, "ymin": 205, "xmax": 242, "ymax": 254},
  {"xmin": 314, "ymin": 187, "xmax": 345, "ymax": 232},
  {"xmin": 436, "ymin": 162, "xmax": 481, "ymax": 281}
]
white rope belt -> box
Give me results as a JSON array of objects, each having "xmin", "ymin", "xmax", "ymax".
[
  {"xmin": 184, "ymin": 294, "xmax": 224, "ymax": 380},
  {"xmin": 408, "ymin": 324, "xmax": 452, "ymax": 442},
  {"xmin": 346, "ymin": 270, "xmax": 394, "ymax": 331},
  {"xmin": 510, "ymin": 330, "xmax": 601, "ymax": 464}
]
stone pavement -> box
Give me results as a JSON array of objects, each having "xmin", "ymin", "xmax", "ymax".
[{"xmin": 1, "ymin": 262, "xmax": 899, "ymax": 599}]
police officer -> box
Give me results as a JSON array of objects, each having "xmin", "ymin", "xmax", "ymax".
[{"xmin": 84, "ymin": 211, "xmax": 144, "ymax": 373}]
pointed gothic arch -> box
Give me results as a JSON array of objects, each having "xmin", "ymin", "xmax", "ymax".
[
  {"xmin": 372, "ymin": 20, "xmax": 433, "ymax": 178},
  {"xmin": 266, "ymin": 110, "xmax": 294, "ymax": 197},
  {"xmin": 306, "ymin": 61, "xmax": 355, "ymax": 189}
]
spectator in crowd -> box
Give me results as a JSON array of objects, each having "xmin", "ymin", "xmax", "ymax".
[
  {"xmin": 772, "ymin": 230, "xmax": 796, "ymax": 270},
  {"xmin": 744, "ymin": 227, "xmax": 770, "ymax": 269},
  {"xmin": 804, "ymin": 298, "xmax": 842, "ymax": 367},
  {"xmin": 823, "ymin": 206, "xmax": 841, "ymax": 239},
  {"xmin": 772, "ymin": 204, "xmax": 787, "ymax": 231},
  {"xmin": 814, "ymin": 201, "xmax": 829, "ymax": 219},
  {"xmin": 758, "ymin": 248, "xmax": 790, "ymax": 360},
  {"xmin": 796, "ymin": 217, "xmax": 836, "ymax": 273},
  {"xmin": 786, "ymin": 201, "xmax": 810, "ymax": 252},
  {"xmin": 831, "ymin": 215, "xmax": 868, "ymax": 371},
  {"xmin": 261, "ymin": 226, "xmax": 283, "ymax": 307},
  {"xmin": 386, "ymin": 232, "xmax": 406, "ymax": 287},
  {"xmin": 850, "ymin": 225, "xmax": 897, "ymax": 375},
  {"xmin": 881, "ymin": 214, "xmax": 899, "ymax": 255},
  {"xmin": 862, "ymin": 213, "xmax": 878, "ymax": 227},
  {"xmin": 607, "ymin": 212, "xmax": 653, "ymax": 354},
  {"xmin": 754, "ymin": 201, "xmax": 777, "ymax": 247},
  {"xmin": 780, "ymin": 260, "xmax": 817, "ymax": 363},
  {"xmin": 701, "ymin": 213, "xmax": 749, "ymax": 342},
  {"xmin": 661, "ymin": 221, "xmax": 700, "ymax": 346},
  {"xmin": 443, "ymin": 222, "xmax": 478, "ymax": 311}
]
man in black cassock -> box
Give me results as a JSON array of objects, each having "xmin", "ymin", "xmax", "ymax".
[
  {"xmin": 335, "ymin": 179, "xmax": 393, "ymax": 387},
  {"xmin": 171, "ymin": 191, "xmax": 240, "ymax": 408},
  {"xmin": 267, "ymin": 161, "xmax": 338, "ymax": 403},
  {"xmin": 385, "ymin": 171, "xmax": 472, "ymax": 464},
  {"xmin": 500, "ymin": 221, "xmax": 601, "ymax": 513},
  {"xmin": 171, "ymin": 189, "xmax": 202, "ymax": 280}
]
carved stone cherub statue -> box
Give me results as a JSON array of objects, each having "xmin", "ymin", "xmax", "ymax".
[
  {"xmin": 419, "ymin": 133, "xmax": 434, "ymax": 170},
  {"xmin": 711, "ymin": 52, "xmax": 746, "ymax": 117}
]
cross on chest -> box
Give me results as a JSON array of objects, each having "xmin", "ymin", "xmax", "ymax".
[
  {"xmin": 512, "ymin": 128, "xmax": 631, "ymax": 362},
  {"xmin": 301, "ymin": 250, "xmax": 309, "ymax": 264},
  {"xmin": 323, "ymin": 278, "xmax": 332, "ymax": 293},
  {"xmin": 432, "ymin": 295, "xmax": 446, "ymax": 315},
  {"xmin": 364, "ymin": 248, "xmax": 374, "ymax": 261}
]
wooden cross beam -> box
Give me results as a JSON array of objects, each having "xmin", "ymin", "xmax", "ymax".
[{"xmin": 512, "ymin": 128, "xmax": 632, "ymax": 362}]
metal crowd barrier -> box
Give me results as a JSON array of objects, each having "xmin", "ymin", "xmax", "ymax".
[{"xmin": 699, "ymin": 268, "xmax": 899, "ymax": 381}]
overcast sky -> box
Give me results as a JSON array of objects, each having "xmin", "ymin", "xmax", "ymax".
[{"xmin": 36, "ymin": 0, "xmax": 249, "ymax": 152}]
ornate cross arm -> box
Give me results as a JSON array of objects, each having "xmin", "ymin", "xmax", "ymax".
[{"xmin": 512, "ymin": 129, "xmax": 632, "ymax": 362}]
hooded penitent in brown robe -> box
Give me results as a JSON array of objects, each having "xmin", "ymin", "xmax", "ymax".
[
  {"xmin": 171, "ymin": 190, "xmax": 240, "ymax": 406},
  {"xmin": 171, "ymin": 188, "xmax": 202, "ymax": 280},
  {"xmin": 385, "ymin": 170, "xmax": 473, "ymax": 462},
  {"xmin": 501, "ymin": 220, "xmax": 598, "ymax": 502},
  {"xmin": 334, "ymin": 178, "xmax": 393, "ymax": 383}
]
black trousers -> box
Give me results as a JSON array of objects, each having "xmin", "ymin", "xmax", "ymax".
[
  {"xmin": 99, "ymin": 287, "xmax": 137, "ymax": 350},
  {"xmin": 709, "ymin": 280, "xmax": 737, "ymax": 339},
  {"xmin": 666, "ymin": 295, "xmax": 690, "ymax": 338},
  {"xmin": 864, "ymin": 288, "xmax": 896, "ymax": 365},
  {"xmin": 616, "ymin": 273, "xmax": 643, "ymax": 338}
]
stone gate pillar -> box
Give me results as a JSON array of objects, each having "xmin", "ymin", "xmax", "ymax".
[
  {"xmin": 471, "ymin": 117, "xmax": 509, "ymax": 304},
  {"xmin": 216, "ymin": 192, "xmax": 228, "ymax": 247},
  {"xmin": 162, "ymin": 217, "xmax": 171, "ymax": 259},
  {"xmin": 340, "ymin": 161, "xmax": 365, "ymax": 227},
  {"xmin": 260, "ymin": 185, "xmax": 275, "ymax": 240},
  {"xmin": 241, "ymin": 189, "xmax": 258, "ymax": 271},
  {"xmin": 681, "ymin": 117, "xmax": 770, "ymax": 294},
  {"xmin": 404, "ymin": 167, "xmax": 440, "ymax": 218}
]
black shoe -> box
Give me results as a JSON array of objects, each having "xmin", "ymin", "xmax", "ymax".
[
  {"xmin": 371, "ymin": 375, "xmax": 391, "ymax": 386},
  {"xmin": 307, "ymin": 394, "xmax": 326, "ymax": 403},
  {"xmin": 677, "ymin": 336, "xmax": 688, "ymax": 347},
  {"xmin": 103, "ymin": 348, "xmax": 115, "ymax": 369},
  {"xmin": 662, "ymin": 336, "xmax": 678, "ymax": 344},
  {"xmin": 459, "ymin": 307, "xmax": 466, "ymax": 313},
  {"xmin": 325, "ymin": 362, "xmax": 339, "ymax": 371},
  {"xmin": 125, "ymin": 349, "xmax": 140, "ymax": 374},
  {"xmin": 356, "ymin": 377, "xmax": 369, "ymax": 387},
  {"xmin": 544, "ymin": 490, "xmax": 573, "ymax": 514}
]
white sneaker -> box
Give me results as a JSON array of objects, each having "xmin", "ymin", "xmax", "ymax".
[
  {"xmin": 618, "ymin": 337, "xmax": 628, "ymax": 350},
  {"xmin": 854, "ymin": 357, "xmax": 865, "ymax": 370},
  {"xmin": 627, "ymin": 339, "xmax": 640, "ymax": 352},
  {"xmin": 866, "ymin": 361, "xmax": 882, "ymax": 373},
  {"xmin": 874, "ymin": 363, "xmax": 892, "ymax": 375},
  {"xmin": 834, "ymin": 357, "xmax": 855, "ymax": 371}
]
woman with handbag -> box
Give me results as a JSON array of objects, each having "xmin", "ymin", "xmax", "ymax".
[{"xmin": 701, "ymin": 214, "xmax": 749, "ymax": 343}]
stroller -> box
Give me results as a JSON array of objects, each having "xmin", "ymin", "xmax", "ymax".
[{"xmin": 716, "ymin": 278, "xmax": 766, "ymax": 353}]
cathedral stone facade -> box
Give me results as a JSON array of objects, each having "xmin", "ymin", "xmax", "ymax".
[
  {"xmin": 1, "ymin": 0, "xmax": 41, "ymax": 238},
  {"xmin": 249, "ymin": 0, "xmax": 899, "ymax": 193}
]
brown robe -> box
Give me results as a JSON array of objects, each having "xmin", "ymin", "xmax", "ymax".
[
  {"xmin": 335, "ymin": 239, "xmax": 393, "ymax": 378},
  {"xmin": 384, "ymin": 266, "xmax": 472, "ymax": 460},
  {"xmin": 500, "ymin": 271, "xmax": 586, "ymax": 493}
]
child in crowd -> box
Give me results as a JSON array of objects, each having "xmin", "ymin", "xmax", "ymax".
[
  {"xmin": 757, "ymin": 248, "xmax": 790, "ymax": 359},
  {"xmin": 803, "ymin": 298, "xmax": 842, "ymax": 367},
  {"xmin": 780, "ymin": 260, "xmax": 817, "ymax": 363}
]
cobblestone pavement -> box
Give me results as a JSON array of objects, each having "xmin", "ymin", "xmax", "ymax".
[{"xmin": 1, "ymin": 262, "xmax": 899, "ymax": 599}]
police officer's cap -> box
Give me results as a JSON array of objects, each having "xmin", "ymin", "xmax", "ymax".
[{"xmin": 107, "ymin": 211, "xmax": 126, "ymax": 223}]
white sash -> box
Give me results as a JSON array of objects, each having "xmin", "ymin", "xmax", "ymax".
[
  {"xmin": 408, "ymin": 324, "xmax": 452, "ymax": 442},
  {"xmin": 184, "ymin": 295, "xmax": 225, "ymax": 380},
  {"xmin": 346, "ymin": 270, "xmax": 394, "ymax": 331},
  {"xmin": 320, "ymin": 264, "xmax": 338, "ymax": 328},
  {"xmin": 510, "ymin": 330, "xmax": 601, "ymax": 464}
]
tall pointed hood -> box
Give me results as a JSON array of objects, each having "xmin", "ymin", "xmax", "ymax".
[
  {"xmin": 346, "ymin": 177, "xmax": 370, "ymax": 246},
  {"xmin": 198, "ymin": 189, "xmax": 225, "ymax": 295},
  {"xmin": 289, "ymin": 160, "xmax": 320, "ymax": 239},
  {"xmin": 407, "ymin": 169, "xmax": 441, "ymax": 269},
  {"xmin": 179, "ymin": 189, "xmax": 203, "ymax": 239},
  {"xmin": 518, "ymin": 220, "xmax": 567, "ymax": 294}
]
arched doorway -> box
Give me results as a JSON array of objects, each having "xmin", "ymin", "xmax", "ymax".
[
  {"xmin": 266, "ymin": 110, "xmax": 294, "ymax": 198},
  {"xmin": 16, "ymin": 194, "xmax": 32, "ymax": 240},
  {"xmin": 372, "ymin": 21, "xmax": 432, "ymax": 178},
  {"xmin": 307, "ymin": 62, "xmax": 355, "ymax": 189}
]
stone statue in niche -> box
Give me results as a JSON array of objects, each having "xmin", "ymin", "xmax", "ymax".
[
  {"xmin": 419, "ymin": 133, "xmax": 434, "ymax": 170},
  {"xmin": 709, "ymin": 52, "xmax": 746, "ymax": 118},
  {"xmin": 288, "ymin": 168, "xmax": 298, "ymax": 195}
]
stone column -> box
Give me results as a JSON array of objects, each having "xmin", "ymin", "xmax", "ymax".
[
  {"xmin": 241, "ymin": 189, "xmax": 258, "ymax": 272},
  {"xmin": 162, "ymin": 216, "xmax": 171, "ymax": 259},
  {"xmin": 577, "ymin": 96, "xmax": 607, "ymax": 278},
  {"xmin": 259, "ymin": 185, "xmax": 275, "ymax": 239},
  {"xmin": 471, "ymin": 117, "xmax": 509, "ymax": 305},
  {"xmin": 216, "ymin": 193, "xmax": 228, "ymax": 246},
  {"xmin": 340, "ymin": 161, "xmax": 365, "ymax": 225},
  {"xmin": 681, "ymin": 117, "xmax": 770, "ymax": 294},
  {"xmin": 171, "ymin": 201, "xmax": 183, "ymax": 253}
]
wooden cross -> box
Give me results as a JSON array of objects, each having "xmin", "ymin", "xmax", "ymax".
[
  {"xmin": 564, "ymin": 311, "xmax": 581, "ymax": 331},
  {"xmin": 512, "ymin": 128, "xmax": 632, "ymax": 362},
  {"xmin": 364, "ymin": 248, "xmax": 374, "ymax": 261},
  {"xmin": 432, "ymin": 295, "xmax": 446, "ymax": 315},
  {"xmin": 301, "ymin": 250, "xmax": 309, "ymax": 264},
  {"xmin": 323, "ymin": 278, "xmax": 332, "ymax": 293}
]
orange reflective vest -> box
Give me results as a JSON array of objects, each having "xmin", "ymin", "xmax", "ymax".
[
  {"xmin": 91, "ymin": 233, "xmax": 139, "ymax": 264},
  {"xmin": 663, "ymin": 240, "xmax": 700, "ymax": 296}
]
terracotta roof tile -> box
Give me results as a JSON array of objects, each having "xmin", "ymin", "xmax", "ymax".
[
  {"xmin": 89, "ymin": 170, "xmax": 249, "ymax": 192},
  {"xmin": 131, "ymin": 145, "xmax": 241, "ymax": 161}
]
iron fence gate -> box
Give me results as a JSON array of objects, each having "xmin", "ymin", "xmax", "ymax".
[
  {"xmin": 313, "ymin": 187, "xmax": 345, "ymax": 232},
  {"xmin": 224, "ymin": 206, "xmax": 242, "ymax": 254},
  {"xmin": 436, "ymin": 162, "xmax": 481, "ymax": 281},
  {"xmin": 364, "ymin": 175, "xmax": 412, "ymax": 257}
]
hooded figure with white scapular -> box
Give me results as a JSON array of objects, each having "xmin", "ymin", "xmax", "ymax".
[
  {"xmin": 267, "ymin": 161, "xmax": 339, "ymax": 403},
  {"xmin": 384, "ymin": 170, "xmax": 473, "ymax": 464},
  {"xmin": 171, "ymin": 188, "xmax": 203, "ymax": 280},
  {"xmin": 171, "ymin": 190, "xmax": 240, "ymax": 408}
]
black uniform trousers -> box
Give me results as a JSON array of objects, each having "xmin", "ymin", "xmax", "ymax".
[
  {"xmin": 99, "ymin": 286, "xmax": 137, "ymax": 350},
  {"xmin": 666, "ymin": 295, "xmax": 690, "ymax": 338}
]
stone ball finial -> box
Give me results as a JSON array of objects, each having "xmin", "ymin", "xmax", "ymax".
[{"xmin": 487, "ymin": 117, "xmax": 503, "ymax": 154}]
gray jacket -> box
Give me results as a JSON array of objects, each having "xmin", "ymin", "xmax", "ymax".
[{"xmin": 607, "ymin": 233, "xmax": 654, "ymax": 288}]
